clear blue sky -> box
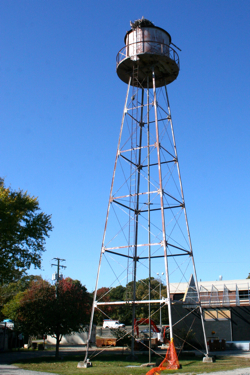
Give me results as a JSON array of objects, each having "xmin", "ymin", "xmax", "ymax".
[{"xmin": 1, "ymin": 0, "xmax": 250, "ymax": 292}]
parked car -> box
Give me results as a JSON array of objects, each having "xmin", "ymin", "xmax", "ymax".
[{"xmin": 103, "ymin": 320, "xmax": 125, "ymax": 329}]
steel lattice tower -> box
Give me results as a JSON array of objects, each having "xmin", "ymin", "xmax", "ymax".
[{"xmin": 80, "ymin": 18, "xmax": 209, "ymax": 365}]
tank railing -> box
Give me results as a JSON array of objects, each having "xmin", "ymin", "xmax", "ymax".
[{"xmin": 116, "ymin": 40, "xmax": 180, "ymax": 68}]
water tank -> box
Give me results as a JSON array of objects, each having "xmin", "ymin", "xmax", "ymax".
[
  {"xmin": 125, "ymin": 22, "xmax": 171, "ymax": 58},
  {"xmin": 116, "ymin": 18, "xmax": 180, "ymax": 88}
]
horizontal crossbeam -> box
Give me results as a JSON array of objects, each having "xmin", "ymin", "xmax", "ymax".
[{"xmin": 95, "ymin": 298, "xmax": 168, "ymax": 306}]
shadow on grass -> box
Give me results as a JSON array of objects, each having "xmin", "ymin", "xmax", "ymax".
[
  {"xmin": 13, "ymin": 352, "xmax": 213, "ymax": 365},
  {"xmin": 14, "ymin": 353, "xmax": 154, "ymax": 365}
]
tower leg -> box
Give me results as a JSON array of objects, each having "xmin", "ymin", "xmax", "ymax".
[
  {"xmin": 147, "ymin": 76, "xmax": 152, "ymax": 363},
  {"xmin": 77, "ymin": 78, "xmax": 131, "ymax": 368},
  {"xmin": 152, "ymin": 67, "xmax": 174, "ymax": 341},
  {"xmin": 164, "ymin": 84, "xmax": 209, "ymax": 356}
]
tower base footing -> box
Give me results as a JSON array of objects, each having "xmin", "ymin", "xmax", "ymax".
[{"xmin": 203, "ymin": 356, "xmax": 215, "ymax": 363}]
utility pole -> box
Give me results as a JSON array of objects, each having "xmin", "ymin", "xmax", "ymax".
[
  {"xmin": 51, "ymin": 258, "xmax": 66, "ymax": 297},
  {"xmin": 51, "ymin": 258, "xmax": 66, "ymax": 359}
]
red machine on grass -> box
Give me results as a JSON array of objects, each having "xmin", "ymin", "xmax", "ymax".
[
  {"xmin": 134, "ymin": 318, "xmax": 170, "ymax": 344},
  {"xmin": 134, "ymin": 318, "xmax": 160, "ymax": 337}
]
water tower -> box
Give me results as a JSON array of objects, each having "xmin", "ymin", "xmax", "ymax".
[{"xmin": 81, "ymin": 18, "xmax": 209, "ymax": 367}]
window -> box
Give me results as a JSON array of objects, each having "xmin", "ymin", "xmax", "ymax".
[
  {"xmin": 173, "ymin": 293, "xmax": 184, "ymax": 301},
  {"xmin": 204, "ymin": 310, "xmax": 217, "ymax": 321},
  {"xmin": 217, "ymin": 309, "xmax": 230, "ymax": 319},
  {"xmin": 239, "ymin": 290, "xmax": 249, "ymax": 300},
  {"xmin": 204, "ymin": 309, "xmax": 230, "ymax": 321}
]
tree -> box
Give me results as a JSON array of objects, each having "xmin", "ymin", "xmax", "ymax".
[
  {"xmin": 123, "ymin": 278, "xmax": 168, "ymax": 325},
  {"xmin": 94, "ymin": 287, "xmax": 112, "ymax": 325},
  {"xmin": 0, "ymin": 178, "xmax": 53, "ymax": 284},
  {"xmin": 93, "ymin": 279, "xmax": 169, "ymax": 326},
  {"xmin": 2, "ymin": 290, "xmax": 25, "ymax": 323},
  {"xmin": 110, "ymin": 285, "xmax": 126, "ymax": 301},
  {"xmin": 109, "ymin": 285, "xmax": 128, "ymax": 323},
  {"xmin": 16, "ymin": 278, "xmax": 91, "ymax": 358},
  {"xmin": 0, "ymin": 275, "xmax": 42, "ymax": 321}
]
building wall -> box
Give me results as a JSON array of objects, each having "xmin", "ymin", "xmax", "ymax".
[
  {"xmin": 172, "ymin": 304, "xmax": 205, "ymax": 348},
  {"xmin": 0, "ymin": 328, "xmax": 8, "ymax": 351},
  {"xmin": 205, "ymin": 320, "xmax": 232, "ymax": 341},
  {"xmin": 231, "ymin": 306, "xmax": 250, "ymax": 341},
  {"xmin": 170, "ymin": 279, "xmax": 250, "ymax": 346},
  {"xmin": 47, "ymin": 326, "xmax": 96, "ymax": 346},
  {"xmin": 172, "ymin": 304, "xmax": 250, "ymax": 346}
]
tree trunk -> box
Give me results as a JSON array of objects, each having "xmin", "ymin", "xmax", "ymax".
[{"xmin": 55, "ymin": 332, "xmax": 60, "ymax": 359}]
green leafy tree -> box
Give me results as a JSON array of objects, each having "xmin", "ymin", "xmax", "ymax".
[
  {"xmin": 2, "ymin": 291, "xmax": 25, "ymax": 322},
  {"xmin": 109, "ymin": 285, "xmax": 126, "ymax": 301},
  {"xmin": 109, "ymin": 285, "xmax": 127, "ymax": 323},
  {"xmin": 123, "ymin": 278, "xmax": 168, "ymax": 325},
  {"xmin": 0, "ymin": 178, "xmax": 53, "ymax": 284},
  {"xmin": 16, "ymin": 278, "xmax": 91, "ymax": 358},
  {"xmin": 0, "ymin": 275, "xmax": 42, "ymax": 321}
]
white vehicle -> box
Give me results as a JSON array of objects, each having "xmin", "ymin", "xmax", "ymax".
[{"xmin": 103, "ymin": 319, "xmax": 125, "ymax": 329}]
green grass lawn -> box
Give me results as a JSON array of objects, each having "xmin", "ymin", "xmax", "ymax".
[
  {"xmin": 11, "ymin": 353, "xmax": 250, "ymax": 375},
  {"xmin": 13, "ymin": 352, "xmax": 250, "ymax": 375}
]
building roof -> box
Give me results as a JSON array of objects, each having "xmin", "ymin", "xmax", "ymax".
[{"xmin": 170, "ymin": 279, "xmax": 250, "ymax": 294}]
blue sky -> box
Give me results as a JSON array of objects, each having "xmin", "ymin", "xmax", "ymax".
[{"xmin": 1, "ymin": 0, "xmax": 250, "ymax": 292}]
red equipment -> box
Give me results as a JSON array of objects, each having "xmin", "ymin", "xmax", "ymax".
[
  {"xmin": 162, "ymin": 325, "xmax": 170, "ymax": 342},
  {"xmin": 134, "ymin": 318, "xmax": 160, "ymax": 337}
]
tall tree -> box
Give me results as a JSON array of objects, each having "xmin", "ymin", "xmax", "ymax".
[
  {"xmin": 16, "ymin": 278, "xmax": 91, "ymax": 358},
  {"xmin": 0, "ymin": 178, "xmax": 53, "ymax": 284},
  {"xmin": 0, "ymin": 275, "xmax": 42, "ymax": 320}
]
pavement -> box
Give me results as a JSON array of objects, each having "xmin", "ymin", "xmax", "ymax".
[
  {"xmin": 197, "ymin": 370, "xmax": 250, "ymax": 375},
  {"xmin": 2, "ymin": 347, "xmax": 250, "ymax": 375},
  {"xmin": 0, "ymin": 346, "xmax": 86, "ymax": 365},
  {"xmin": 0, "ymin": 346, "xmax": 86, "ymax": 374},
  {"xmin": 0, "ymin": 364, "xmax": 59, "ymax": 374}
]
